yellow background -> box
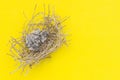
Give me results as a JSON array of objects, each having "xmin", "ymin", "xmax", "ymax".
[{"xmin": 0, "ymin": 0, "xmax": 120, "ymax": 80}]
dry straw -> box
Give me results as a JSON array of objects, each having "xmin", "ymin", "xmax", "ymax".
[{"xmin": 9, "ymin": 5, "xmax": 68, "ymax": 71}]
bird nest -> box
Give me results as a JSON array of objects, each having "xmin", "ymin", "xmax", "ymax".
[{"xmin": 9, "ymin": 7, "xmax": 68, "ymax": 70}]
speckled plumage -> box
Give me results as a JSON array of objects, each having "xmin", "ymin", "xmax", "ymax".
[{"xmin": 26, "ymin": 29, "xmax": 48, "ymax": 51}]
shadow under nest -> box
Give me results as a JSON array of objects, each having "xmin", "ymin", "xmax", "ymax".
[{"xmin": 9, "ymin": 8, "xmax": 68, "ymax": 71}]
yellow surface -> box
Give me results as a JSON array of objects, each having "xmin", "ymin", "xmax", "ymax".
[{"xmin": 0, "ymin": 0, "xmax": 120, "ymax": 80}]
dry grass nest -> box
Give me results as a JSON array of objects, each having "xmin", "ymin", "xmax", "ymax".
[{"xmin": 9, "ymin": 7, "xmax": 68, "ymax": 70}]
